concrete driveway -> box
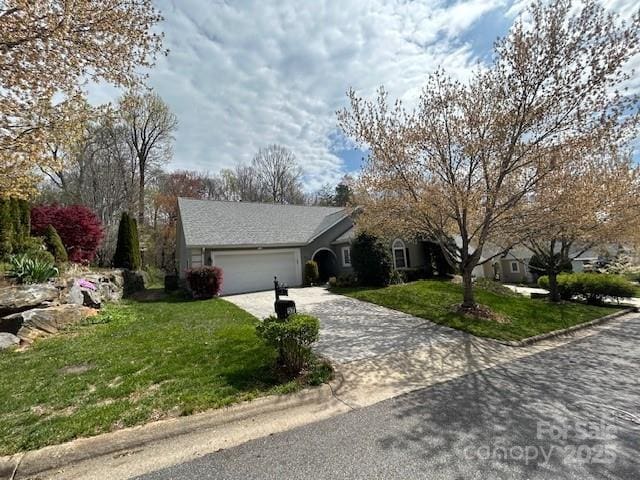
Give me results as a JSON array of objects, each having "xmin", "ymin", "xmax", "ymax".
[{"xmin": 225, "ymin": 287, "xmax": 467, "ymax": 363}]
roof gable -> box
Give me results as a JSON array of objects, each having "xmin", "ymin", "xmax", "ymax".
[{"xmin": 178, "ymin": 198, "xmax": 349, "ymax": 247}]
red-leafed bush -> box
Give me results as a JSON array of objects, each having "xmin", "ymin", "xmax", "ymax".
[
  {"xmin": 186, "ymin": 266, "xmax": 223, "ymax": 299},
  {"xmin": 31, "ymin": 205, "xmax": 104, "ymax": 263}
]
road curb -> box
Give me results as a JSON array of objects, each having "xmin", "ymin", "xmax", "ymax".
[
  {"xmin": 496, "ymin": 307, "xmax": 637, "ymax": 347},
  {"xmin": 0, "ymin": 384, "xmax": 335, "ymax": 480}
]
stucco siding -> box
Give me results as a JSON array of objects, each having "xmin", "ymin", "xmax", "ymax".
[
  {"xmin": 300, "ymin": 216, "xmax": 354, "ymax": 277},
  {"xmin": 499, "ymin": 258, "xmax": 532, "ymax": 283},
  {"xmin": 331, "ymin": 241, "xmax": 355, "ymax": 276}
]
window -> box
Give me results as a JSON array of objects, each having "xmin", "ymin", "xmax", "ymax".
[
  {"xmin": 341, "ymin": 246, "xmax": 352, "ymax": 267},
  {"xmin": 392, "ymin": 239, "xmax": 406, "ymax": 269},
  {"xmin": 510, "ymin": 261, "xmax": 519, "ymax": 273},
  {"xmin": 190, "ymin": 248, "xmax": 203, "ymax": 268}
]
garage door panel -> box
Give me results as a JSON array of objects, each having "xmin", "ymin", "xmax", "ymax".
[{"xmin": 214, "ymin": 250, "xmax": 299, "ymax": 295}]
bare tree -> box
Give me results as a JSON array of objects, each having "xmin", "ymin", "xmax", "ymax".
[
  {"xmin": 251, "ymin": 144, "xmax": 303, "ymax": 203},
  {"xmin": 234, "ymin": 164, "xmax": 261, "ymax": 201},
  {"xmin": 339, "ymin": 0, "xmax": 640, "ymax": 311},
  {"xmin": 119, "ymin": 90, "xmax": 178, "ymax": 225}
]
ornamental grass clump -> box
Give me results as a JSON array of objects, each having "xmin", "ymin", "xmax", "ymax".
[{"xmin": 8, "ymin": 254, "xmax": 58, "ymax": 284}]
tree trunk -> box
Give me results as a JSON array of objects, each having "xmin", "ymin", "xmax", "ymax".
[
  {"xmin": 461, "ymin": 268, "xmax": 475, "ymax": 309},
  {"xmin": 423, "ymin": 242, "xmax": 434, "ymax": 278},
  {"xmin": 547, "ymin": 270, "xmax": 560, "ymax": 302},
  {"xmin": 138, "ymin": 163, "xmax": 145, "ymax": 226}
]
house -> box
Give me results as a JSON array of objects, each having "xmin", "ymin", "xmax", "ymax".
[
  {"xmin": 176, "ymin": 198, "xmax": 445, "ymax": 295},
  {"xmin": 480, "ymin": 245, "xmax": 615, "ymax": 284},
  {"xmin": 176, "ymin": 198, "xmax": 354, "ymax": 295}
]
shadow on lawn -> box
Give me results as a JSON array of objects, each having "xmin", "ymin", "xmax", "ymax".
[{"xmin": 127, "ymin": 288, "xmax": 191, "ymax": 303}]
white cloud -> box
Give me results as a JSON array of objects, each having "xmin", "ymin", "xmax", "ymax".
[{"xmin": 86, "ymin": 0, "xmax": 638, "ymax": 192}]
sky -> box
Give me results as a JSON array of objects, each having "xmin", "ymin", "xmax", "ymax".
[{"xmin": 88, "ymin": 0, "xmax": 640, "ymax": 192}]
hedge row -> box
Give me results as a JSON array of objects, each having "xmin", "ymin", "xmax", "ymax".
[{"xmin": 538, "ymin": 272, "xmax": 636, "ymax": 305}]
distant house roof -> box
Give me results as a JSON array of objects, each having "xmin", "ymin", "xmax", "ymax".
[{"xmin": 177, "ymin": 198, "xmax": 349, "ymax": 247}]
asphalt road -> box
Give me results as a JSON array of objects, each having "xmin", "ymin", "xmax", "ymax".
[{"xmin": 138, "ymin": 315, "xmax": 640, "ymax": 480}]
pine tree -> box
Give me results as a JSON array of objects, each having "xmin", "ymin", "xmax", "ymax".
[
  {"xmin": 19, "ymin": 200, "xmax": 30, "ymax": 241},
  {"xmin": 129, "ymin": 215, "xmax": 142, "ymax": 270},
  {"xmin": 44, "ymin": 225, "xmax": 68, "ymax": 264},
  {"xmin": 9, "ymin": 198, "xmax": 23, "ymax": 252},
  {"xmin": 113, "ymin": 212, "xmax": 141, "ymax": 270}
]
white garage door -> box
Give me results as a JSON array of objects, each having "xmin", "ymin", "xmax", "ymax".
[{"xmin": 213, "ymin": 249, "xmax": 301, "ymax": 295}]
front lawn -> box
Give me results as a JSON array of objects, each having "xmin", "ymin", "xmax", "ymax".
[
  {"xmin": 334, "ymin": 280, "xmax": 619, "ymax": 342},
  {"xmin": 0, "ymin": 292, "xmax": 320, "ymax": 455}
]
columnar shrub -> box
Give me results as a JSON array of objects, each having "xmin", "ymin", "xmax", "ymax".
[
  {"xmin": 17, "ymin": 237, "xmax": 55, "ymax": 264},
  {"xmin": 304, "ymin": 260, "xmax": 319, "ymax": 286},
  {"xmin": 256, "ymin": 314, "xmax": 320, "ymax": 374},
  {"xmin": 0, "ymin": 199, "xmax": 14, "ymax": 256},
  {"xmin": 113, "ymin": 212, "xmax": 141, "ymax": 270},
  {"xmin": 31, "ymin": 204, "xmax": 103, "ymax": 263},
  {"xmin": 186, "ymin": 266, "xmax": 223, "ymax": 298},
  {"xmin": 351, "ymin": 232, "xmax": 392, "ymax": 286},
  {"xmin": 0, "ymin": 197, "xmax": 31, "ymax": 257},
  {"xmin": 43, "ymin": 225, "xmax": 68, "ymax": 264}
]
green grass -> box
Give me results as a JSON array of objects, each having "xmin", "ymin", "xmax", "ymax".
[
  {"xmin": 0, "ymin": 292, "xmax": 328, "ymax": 455},
  {"xmin": 334, "ymin": 279, "xmax": 619, "ymax": 342}
]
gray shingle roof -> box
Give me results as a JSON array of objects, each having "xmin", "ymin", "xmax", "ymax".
[
  {"xmin": 331, "ymin": 226, "xmax": 355, "ymax": 244},
  {"xmin": 178, "ymin": 198, "xmax": 348, "ymax": 247}
]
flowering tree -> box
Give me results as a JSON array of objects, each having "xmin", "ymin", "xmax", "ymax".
[
  {"xmin": 0, "ymin": 0, "xmax": 165, "ymax": 199},
  {"xmin": 339, "ymin": 0, "xmax": 640, "ymax": 311},
  {"xmin": 31, "ymin": 204, "xmax": 103, "ymax": 263},
  {"xmin": 513, "ymin": 148, "xmax": 640, "ymax": 301}
]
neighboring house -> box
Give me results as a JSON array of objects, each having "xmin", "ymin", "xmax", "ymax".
[{"xmin": 483, "ymin": 246, "xmax": 615, "ymax": 285}]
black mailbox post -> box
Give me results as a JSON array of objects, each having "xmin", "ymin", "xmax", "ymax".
[{"xmin": 274, "ymin": 276, "xmax": 296, "ymax": 319}]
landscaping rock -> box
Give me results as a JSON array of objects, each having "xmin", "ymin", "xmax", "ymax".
[
  {"xmin": 0, "ymin": 332, "xmax": 19, "ymax": 350},
  {"xmin": 61, "ymin": 270, "xmax": 125, "ymax": 306},
  {"xmin": 81, "ymin": 288, "xmax": 102, "ymax": 309},
  {"xmin": 0, "ymin": 284, "xmax": 59, "ymax": 318},
  {"xmin": 66, "ymin": 283, "xmax": 85, "ymax": 306},
  {"xmin": 12, "ymin": 305, "xmax": 98, "ymax": 345},
  {"xmin": 66, "ymin": 282, "xmax": 102, "ymax": 309}
]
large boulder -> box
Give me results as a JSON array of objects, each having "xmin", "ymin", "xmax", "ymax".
[
  {"xmin": 0, "ymin": 332, "xmax": 19, "ymax": 350},
  {"xmin": 61, "ymin": 269, "xmax": 125, "ymax": 307},
  {"xmin": 81, "ymin": 288, "xmax": 102, "ymax": 309},
  {"xmin": 0, "ymin": 284, "xmax": 59, "ymax": 319},
  {"xmin": 66, "ymin": 282, "xmax": 101, "ymax": 309},
  {"xmin": 6, "ymin": 305, "xmax": 98, "ymax": 345}
]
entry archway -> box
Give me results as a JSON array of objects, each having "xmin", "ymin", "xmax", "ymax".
[{"xmin": 311, "ymin": 248, "xmax": 338, "ymax": 282}]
